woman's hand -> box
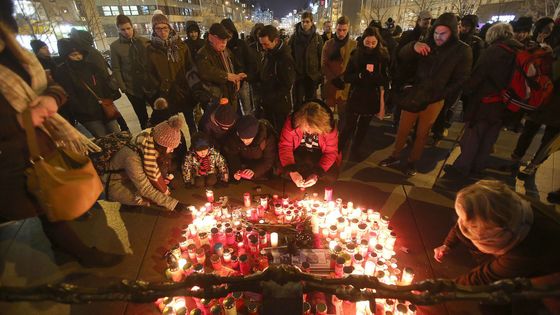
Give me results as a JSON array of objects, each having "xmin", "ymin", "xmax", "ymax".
[
  {"xmin": 27, "ymin": 96, "xmax": 58, "ymax": 127},
  {"xmin": 289, "ymin": 171, "xmax": 304, "ymax": 187},
  {"xmin": 433, "ymin": 245, "xmax": 450, "ymax": 262}
]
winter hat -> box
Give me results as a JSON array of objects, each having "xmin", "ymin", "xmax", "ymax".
[
  {"xmin": 30, "ymin": 39, "xmax": 47, "ymax": 54},
  {"xmin": 236, "ymin": 115, "xmax": 259, "ymax": 139},
  {"xmin": 209, "ymin": 23, "xmax": 231, "ymax": 40},
  {"xmin": 418, "ymin": 10, "xmax": 432, "ymax": 21},
  {"xmin": 186, "ymin": 20, "xmax": 200, "ymax": 33},
  {"xmin": 211, "ymin": 98, "xmax": 237, "ymax": 130},
  {"xmin": 153, "ymin": 115, "xmax": 183, "ymax": 149},
  {"xmin": 57, "ymin": 38, "xmax": 88, "ymax": 59},
  {"xmin": 190, "ymin": 132, "xmax": 210, "ymax": 151},
  {"xmin": 461, "ymin": 14, "xmax": 479, "ymax": 29},
  {"xmin": 512, "ymin": 17, "xmax": 533, "ymax": 33},
  {"xmin": 152, "ymin": 12, "xmax": 170, "ymax": 28}
]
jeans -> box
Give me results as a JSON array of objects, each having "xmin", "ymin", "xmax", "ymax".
[
  {"xmin": 126, "ymin": 93, "xmax": 149, "ymax": 130},
  {"xmin": 513, "ymin": 119, "xmax": 560, "ymax": 161},
  {"xmin": 392, "ymin": 100, "xmax": 444, "ymax": 162},
  {"xmin": 452, "ymin": 120, "xmax": 502, "ymax": 174},
  {"xmin": 82, "ymin": 120, "xmax": 120, "ymax": 138},
  {"xmin": 339, "ymin": 113, "xmax": 373, "ymax": 152},
  {"xmin": 293, "ymin": 77, "xmax": 317, "ymax": 110}
]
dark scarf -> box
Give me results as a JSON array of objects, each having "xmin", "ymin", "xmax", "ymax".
[
  {"xmin": 329, "ymin": 34, "xmax": 349, "ymax": 61},
  {"xmin": 151, "ymin": 30, "xmax": 180, "ymax": 62}
]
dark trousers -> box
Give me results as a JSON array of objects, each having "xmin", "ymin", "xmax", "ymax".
[
  {"xmin": 339, "ymin": 113, "xmax": 373, "ymax": 152},
  {"xmin": 265, "ymin": 111, "xmax": 288, "ymax": 135},
  {"xmin": 453, "ymin": 120, "xmax": 502, "ymax": 174},
  {"xmin": 513, "ymin": 119, "xmax": 560, "ymax": 161},
  {"xmin": 194, "ymin": 173, "xmax": 218, "ymax": 188},
  {"xmin": 293, "ymin": 77, "xmax": 317, "ymax": 110},
  {"xmin": 284, "ymin": 148, "xmax": 339, "ymax": 183},
  {"xmin": 126, "ymin": 93, "xmax": 149, "ymax": 130}
]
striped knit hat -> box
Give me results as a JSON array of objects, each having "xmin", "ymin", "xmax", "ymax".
[{"xmin": 153, "ymin": 115, "xmax": 183, "ymax": 149}]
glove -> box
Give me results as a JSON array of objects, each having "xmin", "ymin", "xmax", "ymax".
[
  {"xmin": 174, "ymin": 202, "xmax": 191, "ymax": 213},
  {"xmin": 331, "ymin": 77, "xmax": 345, "ymax": 90}
]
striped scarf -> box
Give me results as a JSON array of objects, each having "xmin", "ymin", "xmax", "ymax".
[
  {"xmin": 0, "ymin": 22, "xmax": 99, "ymax": 154},
  {"xmin": 135, "ymin": 129, "xmax": 167, "ymax": 193}
]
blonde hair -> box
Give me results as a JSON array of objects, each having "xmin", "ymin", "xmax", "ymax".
[
  {"xmin": 456, "ymin": 180, "xmax": 525, "ymax": 227},
  {"xmin": 293, "ymin": 102, "xmax": 332, "ymax": 134}
]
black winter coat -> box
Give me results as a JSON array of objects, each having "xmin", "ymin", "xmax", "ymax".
[
  {"xmin": 344, "ymin": 47, "xmax": 389, "ymax": 114},
  {"xmin": 260, "ymin": 40, "xmax": 296, "ymax": 115},
  {"xmin": 223, "ymin": 120, "xmax": 277, "ymax": 179},
  {"xmin": 463, "ymin": 39, "xmax": 522, "ymax": 123},
  {"xmin": 54, "ymin": 60, "xmax": 113, "ymax": 123}
]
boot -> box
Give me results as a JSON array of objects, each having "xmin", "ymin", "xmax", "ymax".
[{"xmin": 39, "ymin": 216, "xmax": 124, "ymax": 268}]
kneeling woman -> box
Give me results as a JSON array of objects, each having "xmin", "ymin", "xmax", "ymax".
[
  {"xmin": 279, "ymin": 100, "xmax": 340, "ymax": 188},
  {"xmin": 434, "ymin": 180, "xmax": 560, "ymax": 285}
]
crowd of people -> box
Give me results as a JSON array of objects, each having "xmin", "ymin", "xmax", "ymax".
[{"xmin": 1, "ymin": 0, "xmax": 560, "ymax": 295}]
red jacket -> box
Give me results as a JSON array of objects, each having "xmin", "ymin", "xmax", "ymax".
[{"xmin": 278, "ymin": 114, "xmax": 341, "ymax": 174}]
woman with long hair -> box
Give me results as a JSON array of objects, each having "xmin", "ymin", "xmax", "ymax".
[{"xmin": 339, "ymin": 27, "xmax": 389, "ymax": 156}]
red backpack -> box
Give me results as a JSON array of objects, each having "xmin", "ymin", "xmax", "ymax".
[{"xmin": 496, "ymin": 44, "xmax": 554, "ymax": 112}]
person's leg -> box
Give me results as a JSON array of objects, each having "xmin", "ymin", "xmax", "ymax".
[
  {"xmin": 293, "ymin": 79, "xmax": 305, "ymax": 110},
  {"xmin": 352, "ymin": 115, "xmax": 374, "ymax": 151},
  {"xmin": 512, "ymin": 119, "xmax": 542, "ymax": 159},
  {"xmin": 39, "ymin": 215, "xmax": 122, "ymax": 267},
  {"xmin": 206, "ymin": 173, "xmax": 218, "ymax": 186},
  {"xmin": 339, "ymin": 112, "xmax": 359, "ymax": 152},
  {"xmin": 472, "ymin": 121, "xmax": 502, "ymax": 173},
  {"xmin": 82, "ymin": 120, "xmax": 108, "ymax": 138},
  {"xmin": 391, "ymin": 110, "xmax": 419, "ymax": 158},
  {"xmin": 181, "ymin": 107, "xmax": 197, "ymax": 137},
  {"xmin": 239, "ymin": 81, "xmax": 253, "ymax": 115},
  {"xmin": 194, "ymin": 176, "xmax": 205, "ymax": 188},
  {"xmin": 304, "ymin": 77, "xmax": 317, "ymax": 100},
  {"xmin": 126, "ymin": 93, "xmax": 149, "ymax": 129},
  {"xmin": 451, "ymin": 123, "xmax": 485, "ymax": 174},
  {"xmin": 105, "ymin": 119, "xmax": 121, "ymax": 134},
  {"xmin": 408, "ymin": 100, "xmax": 444, "ymax": 162},
  {"xmin": 532, "ymin": 125, "xmax": 560, "ymax": 163}
]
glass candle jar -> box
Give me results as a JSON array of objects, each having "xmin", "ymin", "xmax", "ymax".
[
  {"xmin": 198, "ymin": 232, "xmax": 210, "ymax": 247},
  {"xmin": 230, "ymin": 255, "xmax": 239, "ymax": 270},
  {"xmin": 225, "ymin": 227, "xmax": 235, "ymax": 246},
  {"xmin": 223, "ymin": 248, "xmax": 232, "ymax": 263},
  {"xmin": 206, "ymin": 189, "xmax": 214, "ymax": 202},
  {"xmin": 223, "ymin": 296, "xmax": 237, "ymax": 315},
  {"xmin": 243, "ymin": 192, "xmax": 251, "ymax": 207},
  {"xmin": 335, "ymin": 256, "xmax": 345, "ymax": 278},
  {"xmin": 187, "ymin": 244, "xmax": 197, "ymax": 262},
  {"xmin": 210, "ymin": 254, "xmax": 222, "ymax": 271},
  {"xmin": 239, "ymin": 254, "xmax": 251, "ymax": 275},
  {"xmin": 214, "ymin": 242, "xmax": 224, "ymax": 256},
  {"xmin": 196, "ymin": 247, "xmax": 206, "ymax": 265}
]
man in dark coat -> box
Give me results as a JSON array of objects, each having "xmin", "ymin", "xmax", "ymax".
[
  {"xmin": 258, "ymin": 25, "xmax": 296, "ymax": 133},
  {"xmin": 196, "ymin": 23, "xmax": 246, "ymax": 113},
  {"xmin": 381, "ymin": 12, "xmax": 472, "ymax": 176},
  {"xmin": 221, "ymin": 18, "xmax": 258, "ymax": 115},
  {"xmin": 110, "ymin": 14, "xmax": 150, "ymax": 129},
  {"xmin": 223, "ymin": 115, "xmax": 277, "ymax": 181},
  {"xmin": 184, "ymin": 20, "xmax": 205, "ymax": 57},
  {"xmin": 146, "ymin": 13, "xmax": 195, "ymax": 131},
  {"xmin": 288, "ymin": 11, "xmax": 323, "ymax": 109},
  {"xmin": 30, "ymin": 39, "xmax": 56, "ymax": 72},
  {"xmin": 321, "ymin": 20, "xmax": 334, "ymax": 45}
]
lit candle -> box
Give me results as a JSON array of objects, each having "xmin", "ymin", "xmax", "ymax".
[
  {"xmin": 324, "ymin": 187, "xmax": 333, "ymax": 201},
  {"xmin": 243, "ymin": 192, "xmax": 251, "ymax": 207},
  {"xmin": 270, "ymin": 232, "xmax": 279, "ymax": 248},
  {"xmin": 364, "ymin": 260, "xmax": 376, "ymax": 276},
  {"xmin": 401, "ymin": 267, "xmax": 415, "ymax": 285},
  {"xmin": 206, "ymin": 189, "xmax": 214, "ymax": 202}
]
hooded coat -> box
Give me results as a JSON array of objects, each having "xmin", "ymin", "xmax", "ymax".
[
  {"xmin": 184, "ymin": 21, "xmax": 205, "ymax": 57},
  {"xmin": 278, "ymin": 102, "xmax": 340, "ymax": 175},
  {"xmin": 54, "ymin": 39, "xmax": 113, "ymax": 123},
  {"xmin": 223, "ymin": 120, "xmax": 278, "ymax": 179},
  {"xmin": 69, "ymin": 29, "xmax": 110, "ymax": 79},
  {"xmin": 221, "ymin": 18, "xmax": 258, "ymax": 83},
  {"xmin": 288, "ymin": 22, "xmax": 323, "ymax": 82},
  {"xmin": 110, "ymin": 31, "xmax": 150, "ymax": 97},
  {"xmin": 398, "ymin": 13, "xmax": 473, "ymax": 108},
  {"xmin": 260, "ymin": 39, "xmax": 296, "ymax": 115}
]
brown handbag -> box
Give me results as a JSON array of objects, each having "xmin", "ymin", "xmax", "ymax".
[
  {"xmin": 82, "ymin": 81, "xmax": 122, "ymax": 121},
  {"xmin": 23, "ymin": 109, "xmax": 103, "ymax": 222}
]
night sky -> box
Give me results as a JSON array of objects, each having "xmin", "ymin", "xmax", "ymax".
[{"xmin": 259, "ymin": 0, "xmax": 309, "ymax": 18}]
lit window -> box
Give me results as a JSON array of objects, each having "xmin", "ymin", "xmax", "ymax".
[
  {"xmin": 111, "ymin": 6, "xmax": 119, "ymax": 16},
  {"xmin": 140, "ymin": 6, "xmax": 149, "ymax": 15},
  {"xmin": 102, "ymin": 6, "xmax": 112, "ymax": 16},
  {"xmin": 122, "ymin": 5, "xmax": 138, "ymax": 16}
]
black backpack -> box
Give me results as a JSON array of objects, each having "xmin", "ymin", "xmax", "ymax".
[{"xmin": 90, "ymin": 131, "xmax": 133, "ymax": 176}]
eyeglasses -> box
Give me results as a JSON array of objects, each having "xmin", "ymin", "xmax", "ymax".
[{"xmin": 155, "ymin": 26, "xmax": 170, "ymax": 32}]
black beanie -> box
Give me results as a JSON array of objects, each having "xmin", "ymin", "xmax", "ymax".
[
  {"xmin": 212, "ymin": 101, "xmax": 237, "ymax": 130},
  {"xmin": 30, "ymin": 39, "xmax": 47, "ymax": 54},
  {"xmin": 236, "ymin": 115, "xmax": 259, "ymax": 139},
  {"xmin": 191, "ymin": 132, "xmax": 210, "ymax": 151}
]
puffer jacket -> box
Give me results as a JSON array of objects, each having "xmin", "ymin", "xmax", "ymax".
[
  {"xmin": 110, "ymin": 32, "xmax": 149, "ymax": 97},
  {"xmin": 278, "ymin": 102, "xmax": 340, "ymax": 175},
  {"xmin": 398, "ymin": 13, "xmax": 473, "ymax": 106},
  {"xmin": 288, "ymin": 22, "xmax": 323, "ymax": 82},
  {"xmin": 181, "ymin": 148, "xmax": 229, "ymax": 183},
  {"xmin": 105, "ymin": 144, "xmax": 178, "ymax": 210},
  {"xmin": 223, "ymin": 120, "xmax": 277, "ymax": 179}
]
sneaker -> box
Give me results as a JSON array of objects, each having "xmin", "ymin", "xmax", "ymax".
[
  {"xmin": 404, "ymin": 162, "xmax": 417, "ymax": 176},
  {"xmin": 379, "ymin": 156, "xmax": 399, "ymax": 167}
]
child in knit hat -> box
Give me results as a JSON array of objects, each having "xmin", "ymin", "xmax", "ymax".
[{"xmin": 182, "ymin": 132, "xmax": 229, "ymax": 188}]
